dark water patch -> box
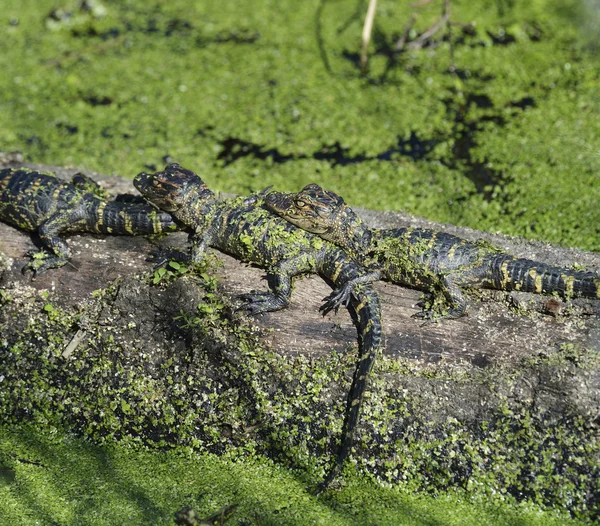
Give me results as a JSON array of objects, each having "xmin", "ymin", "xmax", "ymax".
[
  {"xmin": 341, "ymin": 50, "xmax": 361, "ymax": 69},
  {"xmin": 0, "ymin": 466, "xmax": 16, "ymax": 487},
  {"xmin": 63, "ymin": 9, "xmax": 258, "ymax": 47},
  {"xmin": 486, "ymin": 29, "xmax": 516, "ymax": 46},
  {"xmin": 165, "ymin": 19, "xmax": 193, "ymax": 37},
  {"xmin": 196, "ymin": 126, "xmax": 216, "ymax": 138},
  {"xmin": 25, "ymin": 135, "xmax": 43, "ymax": 146},
  {"xmin": 448, "ymin": 122, "xmax": 507, "ymax": 200},
  {"xmin": 510, "ymin": 96, "xmax": 535, "ymax": 110},
  {"xmin": 216, "ymin": 131, "xmax": 438, "ymax": 168},
  {"xmin": 196, "ymin": 29, "xmax": 260, "ymax": 47},
  {"xmin": 441, "ymin": 93, "xmax": 511, "ymax": 200},
  {"xmin": 69, "ymin": 25, "xmax": 122, "ymax": 40},
  {"xmin": 312, "ymin": 142, "xmax": 369, "ymax": 165},
  {"xmin": 445, "ymin": 95, "xmax": 535, "ymax": 201},
  {"xmin": 448, "ymin": 68, "xmax": 496, "ymax": 81},
  {"xmin": 466, "ymin": 93, "xmax": 494, "ymax": 109},
  {"xmin": 217, "ymin": 138, "xmax": 295, "ymax": 167},
  {"xmin": 82, "ymin": 94, "xmax": 113, "ymax": 107},
  {"xmin": 211, "ymin": 86, "xmax": 534, "ymax": 201},
  {"xmin": 379, "ymin": 132, "xmax": 438, "ymax": 161},
  {"xmin": 144, "ymin": 18, "xmax": 160, "ymax": 34},
  {"xmin": 56, "ymin": 122, "xmax": 79, "ymax": 135},
  {"xmin": 46, "ymin": 7, "xmax": 73, "ymax": 25}
]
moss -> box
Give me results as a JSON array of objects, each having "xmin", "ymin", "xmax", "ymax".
[
  {"xmin": 0, "ymin": 0, "xmax": 598, "ymax": 250},
  {"xmin": 0, "ymin": 268, "xmax": 599, "ymax": 521}
]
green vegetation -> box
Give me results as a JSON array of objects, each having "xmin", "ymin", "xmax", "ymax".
[
  {"xmin": 0, "ymin": 267, "xmax": 598, "ymax": 523},
  {"xmin": 0, "ymin": 0, "xmax": 598, "ymax": 250},
  {"xmin": 1, "ymin": 0, "xmax": 599, "ymax": 523},
  {"xmin": 0, "ymin": 423, "xmax": 588, "ymax": 526}
]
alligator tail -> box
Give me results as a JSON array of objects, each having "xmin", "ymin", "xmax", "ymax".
[
  {"xmin": 90, "ymin": 201, "xmax": 179, "ymax": 235},
  {"xmin": 318, "ymin": 283, "xmax": 383, "ymax": 492},
  {"xmin": 488, "ymin": 254, "xmax": 600, "ymax": 299}
]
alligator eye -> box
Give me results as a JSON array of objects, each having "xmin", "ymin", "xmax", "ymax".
[{"xmin": 295, "ymin": 199, "xmax": 307, "ymax": 208}]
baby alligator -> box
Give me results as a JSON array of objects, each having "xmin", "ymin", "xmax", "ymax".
[
  {"xmin": 265, "ymin": 184, "xmax": 600, "ymax": 319},
  {"xmin": 134, "ymin": 163, "xmax": 383, "ymax": 490},
  {"xmin": 0, "ymin": 167, "xmax": 179, "ymax": 274}
]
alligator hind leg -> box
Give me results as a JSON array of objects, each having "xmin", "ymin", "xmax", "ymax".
[
  {"xmin": 71, "ymin": 173, "xmax": 109, "ymax": 199},
  {"xmin": 412, "ymin": 275, "xmax": 468, "ymax": 322},
  {"xmin": 238, "ymin": 274, "xmax": 292, "ymax": 314}
]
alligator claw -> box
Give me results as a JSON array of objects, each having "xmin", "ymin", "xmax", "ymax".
[
  {"xmin": 412, "ymin": 306, "xmax": 466, "ymax": 325},
  {"xmin": 148, "ymin": 247, "xmax": 190, "ymax": 267},
  {"xmin": 319, "ymin": 283, "xmax": 355, "ymax": 316},
  {"xmin": 319, "ymin": 299, "xmax": 339, "ymax": 317},
  {"xmin": 241, "ymin": 186, "xmax": 274, "ymax": 207},
  {"xmin": 237, "ymin": 291, "xmax": 287, "ymax": 314}
]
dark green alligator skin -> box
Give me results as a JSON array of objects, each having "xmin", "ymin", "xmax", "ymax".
[
  {"xmin": 134, "ymin": 163, "xmax": 384, "ymax": 490},
  {"xmin": 265, "ymin": 184, "xmax": 600, "ymax": 319},
  {"xmin": 0, "ymin": 167, "xmax": 179, "ymax": 274}
]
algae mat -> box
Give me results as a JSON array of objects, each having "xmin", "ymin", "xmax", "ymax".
[{"xmin": 0, "ymin": 0, "xmax": 598, "ymax": 250}]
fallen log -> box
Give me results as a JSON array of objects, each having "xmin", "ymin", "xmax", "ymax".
[
  {"xmin": 1, "ymin": 161, "xmax": 599, "ymax": 515},
  {"xmin": 1, "ymin": 161, "xmax": 598, "ymax": 364}
]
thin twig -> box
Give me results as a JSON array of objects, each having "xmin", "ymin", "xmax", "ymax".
[
  {"xmin": 360, "ymin": 0, "xmax": 378, "ymax": 74},
  {"xmin": 62, "ymin": 329, "xmax": 86, "ymax": 359},
  {"xmin": 407, "ymin": 0, "xmax": 450, "ymax": 50},
  {"xmin": 395, "ymin": 14, "xmax": 417, "ymax": 51}
]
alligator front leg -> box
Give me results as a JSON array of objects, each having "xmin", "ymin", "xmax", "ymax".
[
  {"xmin": 320, "ymin": 269, "xmax": 382, "ymax": 315},
  {"xmin": 189, "ymin": 228, "xmax": 217, "ymax": 265}
]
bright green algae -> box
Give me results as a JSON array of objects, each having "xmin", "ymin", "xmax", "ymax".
[
  {"xmin": 1, "ymin": 0, "xmax": 599, "ymax": 523},
  {"xmin": 0, "ymin": 424, "xmax": 589, "ymax": 526},
  {"xmin": 0, "ymin": 0, "xmax": 598, "ymax": 250}
]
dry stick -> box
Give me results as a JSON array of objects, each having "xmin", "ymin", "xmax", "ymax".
[
  {"xmin": 395, "ymin": 14, "xmax": 417, "ymax": 51},
  {"xmin": 360, "ymin": 0, "xmax": 378, "ymax": 74},
  {"xmin": 62, "ymin": 329, "xmax": 86, "ymax": 359},
  {"xmin": 407, "ymin": 0, "xmax": 451, "ymax": 50}
]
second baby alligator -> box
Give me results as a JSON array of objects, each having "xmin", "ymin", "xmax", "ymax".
[
  {"xmin": 134, "ymin": 163, "xmax": 384, "ymax": 490},
  {"xmin": 265, "ymin": 184, "xmax": 600, "ymax": 319}
]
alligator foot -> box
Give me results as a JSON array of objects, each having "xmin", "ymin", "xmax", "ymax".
[
  {"xmin": 237, "ymin": 291, "xmax": 289, "ymax": 314},
  {"xmin": 148, "ymin": 247, "xmax": 191, "ymax": 268},
  {"xmin": 22, "ymin": 250, "xmax": 68, "ymax": 276},
  {"xmin": 320, "ymin": 284, "xmax": 354, "ymax": 316}
]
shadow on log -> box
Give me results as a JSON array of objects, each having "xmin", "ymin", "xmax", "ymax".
[{"xmin": 1, "ymin": 162, "xmax": 599, "ymax": 516}]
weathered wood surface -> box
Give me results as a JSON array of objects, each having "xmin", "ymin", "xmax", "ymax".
[{"xmin": 1, "ymin": 161, "xmax": 599, "ymax": 367}]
